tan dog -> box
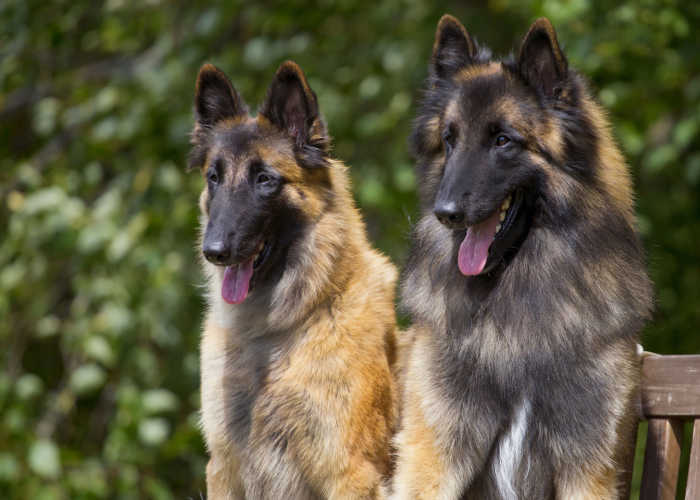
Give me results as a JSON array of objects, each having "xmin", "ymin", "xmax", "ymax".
[{"xmin": 190, "ymin": 61, "xmax": 398, "ymax": 499}]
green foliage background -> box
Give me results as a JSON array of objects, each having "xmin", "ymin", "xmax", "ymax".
[{"xmin": 1, "ymin": 0, "xmax": 698, "ymax": 498}]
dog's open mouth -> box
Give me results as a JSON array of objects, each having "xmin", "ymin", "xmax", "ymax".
[
  {"xmin": 253, "ymin": 240, "xmax": 272, "ymax": 270},
  {"xmin": 458, "ymin": 191, "xmax": 521, "ymax": 276},
  {"xmin": 221, "ymin": 240, "xmax": 272, "ymax": 304}
]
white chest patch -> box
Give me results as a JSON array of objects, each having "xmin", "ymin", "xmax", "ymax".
[{"xmin": 493, "ymin": 399, "xmax": 531, "ymax": 500}]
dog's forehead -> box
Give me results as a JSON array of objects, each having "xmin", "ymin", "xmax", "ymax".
[
  {"xmin": 442, "ymin": 66, "xmax": 532, "ymax": 131},
  {"xmin": 206, "ymin": 119, "xmax": 302, "ymax": 184},
  {"xmin": 210, "ymin": 119, "xmax": 292, "ymax": 160},
  {"xmin": 457, "ymin": 72, "xmax": 508, "ymax": 117},
  {"xmin": 213, "ymin": 121, "xmax": 263, "ymax": 157}
]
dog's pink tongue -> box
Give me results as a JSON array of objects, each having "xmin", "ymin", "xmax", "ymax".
[
  {"xmin": 221, "ymin": 258, "xmax": 254, "ymax": 304},
  {"xmin": 458, "ymin": 210, "xmax": 501, "ymax": 276}
]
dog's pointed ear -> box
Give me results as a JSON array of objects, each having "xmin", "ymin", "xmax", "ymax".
[
  {"xmin": 518, "ymin": 18, "xmax": 568, "ymax": 98},
  {"xmin": 194, "ymin": 64, "xmax": 248, "ymax": 126},
  {"xmin": 260, "ymin": 61, "xmax": 329, "ymax": 167},
  {"xmin": 260, "ymin": 61, "xmax": 326, "ymax": 149},
  {"xmin": 431, "ymin": 15, "xmax": 477, "ymax": 79}
]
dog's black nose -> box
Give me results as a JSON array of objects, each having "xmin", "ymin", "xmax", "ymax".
[
  {"xmin": 434, "ymin": 201, "xmax": 465, "ymax": 227},
  {"xmin": 203, "ymin": 241, "xmax": 230, "ymax": 265}
]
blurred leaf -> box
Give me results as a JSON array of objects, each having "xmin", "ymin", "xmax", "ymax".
[
  {"xmin": 139, "ymin": 417, "xmax": 170, "ymax": 446},
  {"xmin": 33, "ymin": 97, "xmax": 60, "ymax": 136},
  {"xmin": 0, "ymin": 452, "xmax": 19, "ymax": 482},
  {"xmin": 142, "ymin": 389, "xmax": 179, "ymax": 415},
  {"xmin": 16, "ymin": 373, "xmax": 43, "ymax": 400},
  {"xmin": 28, "ymin": 440, "xmax": 61, "ymax": 480},
  {"xmin": 69, "ymin": 364, "xmax": 107, "ymax": 395},
  {"xmin": 84, "ymin": 336, "xmax": 115, "ymax": 367},
  {"xmin": 67, "ymin": 458, "xmax": 108, "ymax": 496}
]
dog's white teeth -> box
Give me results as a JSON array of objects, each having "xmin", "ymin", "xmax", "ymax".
[
  {"xmin": 496, "ymin": 223, "xmax": 501, "ymax": 233},
  {"xmin": 497, "ymin": 194, "xmax": 512, "ymax": 225},
  {"xmin": 253, "ymin": 241, "xmax": 267, "ymax": 264}
]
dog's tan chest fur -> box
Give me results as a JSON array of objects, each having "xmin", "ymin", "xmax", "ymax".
[
  {"xmin": 198, "ymin": 168, "xmax": 398, "ymax": 499},
  {"xmin": 201, "ymin": 248, "xmax": 398, "ymax": 499}
]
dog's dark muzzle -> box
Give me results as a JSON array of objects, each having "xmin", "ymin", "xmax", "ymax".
[
  {"xmin": 203, "ymin": 238, "xmax": 232, "ymax": 265},
  {"xmin": 434, "ymin": 200, "xmax": 466, "ymax": 229}
]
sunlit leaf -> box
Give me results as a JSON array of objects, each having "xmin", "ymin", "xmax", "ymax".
[{"xmin": 28, "ymin": 440, "xmax": 61, "ymax": 480}]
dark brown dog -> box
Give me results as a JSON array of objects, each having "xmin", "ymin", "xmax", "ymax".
[{"xmin": 392, "ymin": 16, "xmax": 653, "ymax": 500}]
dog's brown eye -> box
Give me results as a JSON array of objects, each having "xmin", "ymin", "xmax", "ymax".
[
  {"xmin": 495, "ymin": 135, "xmax": 510, "ymax": 147},
  {"xmin": 256, "ymin": 173, "xmax": 271, "ymax": 184},
  {"xmin": 207, "ymin": 170, "xmax": 219, "ymax": 184}
]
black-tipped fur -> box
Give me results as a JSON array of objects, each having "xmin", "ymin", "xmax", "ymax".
[{"xmin": 392, "ymin": 16, "xmax": 653, "ymax": 500}]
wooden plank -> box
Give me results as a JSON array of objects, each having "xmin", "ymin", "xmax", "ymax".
[
  {"xmin": 686, "ymin": 419, "xmax": 700, "ymax": 500},
  {"xmin": 620, "ymin": 421, "xmax": 640, "ymax": 500},
  {"xmin": 640, "ymin": 418, "xmax": 683, "ymax": 500},
  {"xmin": 641, "ymin": 355, "xmax": 700, "ymax": 418}
]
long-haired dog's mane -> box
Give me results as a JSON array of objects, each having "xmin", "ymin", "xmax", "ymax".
[{"xmin": 403, "ymin": 42, "xmax": 652, "ymax": 346}]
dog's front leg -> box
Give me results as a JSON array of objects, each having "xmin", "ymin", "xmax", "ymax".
[
  {"xmin": 321, "ymin": 456, "xmax": 389, "ymax": 500},
  {"xmin": 390, "ymin": 394, "xmax": 499, "ymax": 500},
  {"xmin": 554, "ymin": 465, "xmax": 620, "ymax": 500},
  {"xmin": 206, "ymin": 454, "xmax": 245, "ymax": 500}
]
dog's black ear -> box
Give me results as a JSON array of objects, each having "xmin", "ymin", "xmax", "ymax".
[
  {"xmin": 189, "ymin": 65, "xmax": 247, "ymax": 171},
  {"xmin": 260, "ymin": 61, "xmax": 329, "ymax": 167},
  {"xmin": 260, "ymin": 61, "xmax": 325, "ymax": 147},
  {"xmin": 518, "ymin": 18, "xmax": 568, "ymax": 98},
  {"xmin": 194, "ymin": 64, "xmax": 248, "ymax": 126},
  {"xmin": 431, "ymin": 15, "xmax": 477, "ymax": 79}
]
